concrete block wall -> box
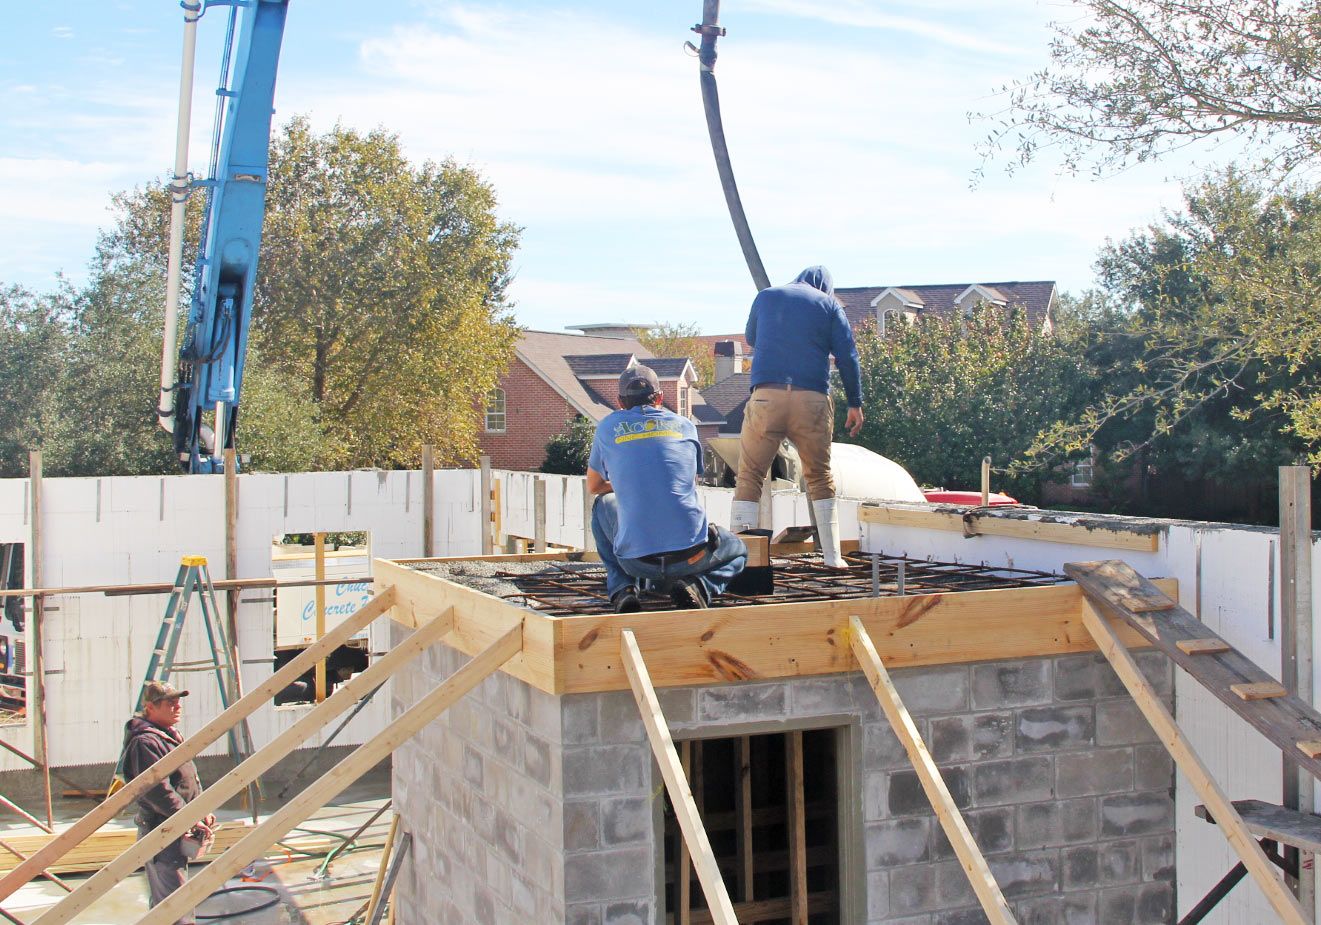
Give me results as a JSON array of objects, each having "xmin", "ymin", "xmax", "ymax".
[{"xmin": 391, "ymin": 639, "xmax": 1177, "ymax": 924}]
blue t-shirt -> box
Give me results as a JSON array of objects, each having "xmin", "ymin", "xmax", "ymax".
[{"xmin": 588, "ymin": 405, "xmax": 708, "ymax": 560}]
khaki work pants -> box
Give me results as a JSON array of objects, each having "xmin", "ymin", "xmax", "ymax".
[{"xmin": 735, "ymin": 386, "xmax": 835, "ymax": 502}]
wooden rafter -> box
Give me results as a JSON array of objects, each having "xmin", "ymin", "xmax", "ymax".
[
  {"xmin": 134, "ymin": 620, "xmax": 524, "ymax": 925},
  {"xmin": 0, "ymin": 587, "xmax": 398, "ymax": 905},
  {"xmin": 35, "ymin": 600, "xmax": 452, "ymax": 925},
  {"xmin": 620, "ymin": 630, "xmax": 737, "ymax": 925},
  {"xmin": 849, "ymin": 617, "xmax": 1017, "ymax": 925},
  {"xmin": 1080, "ymin": 600, "xmax": 1305, "ymax": 923}
]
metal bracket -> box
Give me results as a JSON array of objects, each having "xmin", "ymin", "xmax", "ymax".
[{"xmin": 691, "ymin": 23, "xmax": 726, "ymax": 37}]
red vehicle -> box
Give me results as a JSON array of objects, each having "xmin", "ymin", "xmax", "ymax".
[{"xmin": 922, "ymin": 490, "xmax": 1018, "ymax": 506}]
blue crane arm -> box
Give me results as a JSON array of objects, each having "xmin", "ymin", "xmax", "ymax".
[{"xmin": 173, "ymin": 0, "xmax": 289, "ymax": 473}]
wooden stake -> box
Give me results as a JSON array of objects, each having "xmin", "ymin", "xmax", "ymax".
[
  {"xmin": 620, "ymin": 630, "xmax": 736, "ymax": 925},
  {"xmin": 28, "ymin": 449, "xmax": 52, "ymax": 831},
  {"xmin": 0, "ymin": 588, "xmax": 397, "ymax": 904},
  {"xmin": 364, "ymin": 813, "xmax": 400, "ymax": 925},
  {"xmin": 679, "ymin": 740, "xmax": 692, "ymax": 925},
  {"xmin": 315, "ymin": 533, "xmax": 328, "ymax": 703},
  {"xmin": 1080, "ymin": 600, "xmax": 1306, "ymax": 924},
  {"xmin": 36, "ymin": 599, "xmax": 450, "ymax": 925},
  {"xmin": 849, "ymin": 617, "xmax": 1016, "ymax": 925},
  {"xmin": 136, "ymin": 620, "xmax": 523, "ymax": 925},
  {"xmin": 492, "ymin": 479, "xmax": 503, "ymax": 552},
  {"xmin": 480, "ymin": 457, "xmax": 493, "ymax": 556},
  {"xmin": 1281, "ymin": 464, "xmax": 1315, "ymax": 915},
  {"xmin": 737, "ymin": 736, "xmax": 753, "ymax": 902},
  {"xmin": 980, "ymin": 455, "xmax": 991, "ymax": 508},
  {"xmin": 421, "ymin": 445, "xmax": 435, "ymax": 558},
  {"xmin": 534, "ymin": 477, "xmax": 547, "ymax": 554},
  {"xmin": 787, "ymin": 730, "xmax": 808, "ymax": 925}
]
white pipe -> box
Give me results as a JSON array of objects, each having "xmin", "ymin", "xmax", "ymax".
[{"xmin": 157, "ymin": 3, "xmax": 203, "ymax": 433}]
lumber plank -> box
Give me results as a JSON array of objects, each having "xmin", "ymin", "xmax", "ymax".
[
  {"xmin": 1080, "ymin": 600, "xmax": 1305, "ymax": 923},
  {"xmin": 1232, "ymin": 681, "xmax": 1288, "ymax": 701},
  {"xmin": 621, "ymin": 630, "xmax": 737, "ymax": 925},
  {"xmin": 787, "ymin": 731, "xmax": 808, "ymax": 925},
  {"xmin": 554, "ymin": 581, "xmax": 1164, "ymax": 694},
  {"xmin": 0, "ymin": 588, "xmax": 397, "ymax": 904},
  {"xmin": 859, "ymin": 504, "xmax": 1160, "ymax": 552},
  {"xmin": 374, "ymin": 558, "xmax": 557, "ymax": 692},
  {"xmin": 1195, "ymin": 800, "xmax": 1321, "ymax": 855},
  {"xmin": 849, "ymin": 617, "xmax": 1017, "ymax": 925},
  {"xmin": 136, "ymin": 620, "xmax": 524, "ymax": 925},
  {"xmin": 679, "ymin": 741, "xmax": 692, "ymax": 925},
  {"xmin": 768, "ymin": 539, "xmax": 860, "ymax": 557},
  {"xmin": 36, "ymin": 604, "xmax": 453, "ymax": 925},
  {"xmin": 1177, "ymin": 638, "xmax": 1232, "ymax": 656},
  {"xmin": 1297, "ymin": 740, "xmax": 1321, "ymax": 760},
  {"xmin": 1065, "ymin": 560, "xmax": 1321, "ymax": 781}
]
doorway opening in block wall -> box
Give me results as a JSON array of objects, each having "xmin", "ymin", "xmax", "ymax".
[
  {"xmin": 0, "ymin": 543, "xmax": 26, "ymax": 726},
  {"xmin": 663, "ymin": 728, "xmax": 842, "ymax": 924},
  {"xmin": 271, "ymin": 531, "xmax": 373, "ymax": 707}
]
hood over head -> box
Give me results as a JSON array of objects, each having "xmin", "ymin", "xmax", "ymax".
[{"xmin": 792, "ymin": 266, "xmax": 834, "ymax": 296}]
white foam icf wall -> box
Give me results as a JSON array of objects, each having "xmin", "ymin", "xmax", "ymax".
[{"xmin": 855, "ymin": 508, "xmax": 1320, "ymax": 923}]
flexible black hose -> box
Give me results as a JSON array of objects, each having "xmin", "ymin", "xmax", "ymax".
[
  {"xmin": 694, "ymin": 1, "xmax": 771, "ymax": 292},
  {"xmin": 196, "ymin": 884, "xmax": 281, "ymax": 920}
]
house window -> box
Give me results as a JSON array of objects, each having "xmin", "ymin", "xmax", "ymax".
[
  {"xmin": 485, "ymin": 388, "xmax": 506, "ymax": 433},
  {"xmin": 879, "ymin": 308, "xmax": 903, "ymax": 335},
  {"xmin": 678, "ymin": 385, "xmax": 690, "ymax": 418},
  {"xmin": 1071, "ymin": 451, "xmax": 1095, "ymax": 488}
]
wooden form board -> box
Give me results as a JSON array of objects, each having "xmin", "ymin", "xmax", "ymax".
[
  {"xmin": 849, "ymin": 617, "xmax": 1016, "ymax": 924},
  {"xmin": 621, "ymin": 630, "xmax": 737, "ymax": 925},
  {"xmin": 1065, "ymin": 560, "xmax": 1321, "ymax": 781},
  {"xmin": 1196, "ymin": 800, "xmax": 1321, "ymax": 856},
  {"xmin": 859, "ymin": 504, "xmax": 1160, "ymax": 552},
  {"xmin": 1079, "ymin": 600, "xmax": 1306, "ymax": 923},
  {"xmin": 378, "ymin": 556, "xmax": 1168, "ymax": 695}
]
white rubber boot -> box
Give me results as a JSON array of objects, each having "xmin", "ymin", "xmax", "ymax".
[
  {"xmin": 812, "ymin": 498, "xmax": 846, "ymax": 568},
  {"xmin": 730, "ymin": 500, "xmax": 761, "ymax": 533}
]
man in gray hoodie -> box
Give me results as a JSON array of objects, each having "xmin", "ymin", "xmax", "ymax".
[{"xmin": 119, "ymin": 681, "xmax": 212, "ymax": 924}]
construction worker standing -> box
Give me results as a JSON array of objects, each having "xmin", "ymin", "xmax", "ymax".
[
  {"xmin": 119, "ymin": 681, "xmax": 213, "ymax": 924},
  {"xmin": 730, "ymin": 266, "xmax": 864, "ymax": 567}
]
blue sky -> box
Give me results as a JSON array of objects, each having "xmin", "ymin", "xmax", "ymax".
[{"xmin": 2, "ymin": 0, "xmax": 1203, "ymax": 334}]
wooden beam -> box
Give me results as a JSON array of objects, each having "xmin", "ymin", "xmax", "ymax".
[
  {"xmin": 480, "ymin": 456, "xmax": 493, "ymax": 556},
  {"xmin": 679, "ymin": 741, "xmax": 692, "ymax": 925},
  {"xmin": 421, "ymin": 445, "xmax": 435, "ymax": 558},
  {"xmin": 36, "ymin": 598, "xmax": 450, "ymax": 925},
  {"xmin": 849, "ymin": 617, "xmax": 1016, "ymax": 925},
  {"xmin": 0, "ymin": 839, "xmax": 69, "ymax": 892},
  {"xmin": 1080, "ymin": 600, "xmax": 1306, "ymax": 924},
  {"xmin": 787, "ymin": 730, "xmax": 808, "ymax": 925},
  {"xmin": 737, "ymin": 736, "xmax": 753, "ymax": 902},
  {"xmin": 315, "ymin": 532, "xmax": 328, "ymax": 703},
  {"xmin": 1066, "ymin": 560, "xmax": 1321, "ymax": 781},
  {"xmin": 364, "ymin": 814, "xmax": 401, "ymax": 925},
  {"xmin": 1280, "ymin": 464, "xmax": 1315, "ymax": 912},
  {"xmin": 859, "ymin": 503, "xmax": 1160, "ymax": 552},
  {"xmin": 620, "ymin": 630, "xmax": 737, "ymax": 925},
  {"xmin": 137, "ymin": 620, "xmax": 524, "ymax": 925},
  {"xmin": 533, "ymin": 477, "xmax": 547, "ymax": 554},
  {"xmin": 1196, "ymin": 800, "xmax": 1321, "ymax": 856},
  {"xmin": 0, "ymin": 588, "xmax": 397, "ymax": 903},
  {"xmin": 28, "ymin": 449, "xmax": 51, "ymax": 830}
]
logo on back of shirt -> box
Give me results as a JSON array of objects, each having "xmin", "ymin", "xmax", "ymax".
[{"xmin": 613, "ymin": 418, "xmax": 682, "ymax": 444}]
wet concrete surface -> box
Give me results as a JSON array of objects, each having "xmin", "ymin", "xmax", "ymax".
[{"xmin": 3, "ymin": 770, "xmax": 392, "ymax": 924}]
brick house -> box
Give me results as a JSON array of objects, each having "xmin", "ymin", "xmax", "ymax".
[
  {"xmin": 477, "ymin": 329, "xmax": 721, "ymax": 472},
  {"xmin": 835, "ymin": 280, "xmax": 1058, "ymax": 336}
]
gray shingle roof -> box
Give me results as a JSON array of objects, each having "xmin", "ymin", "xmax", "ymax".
[
  {"xmin": 564, "ymin": 353, "xmax": 636, "ymax": 376},
  {"xmin": 835, "ymin": 280, "xmax": 1057, "ymax": 330},
  {"xmin": 700, "ymin": 372, "xmax": 753, "ymax": 433},
  {"xmin": 642, "ymin": 357, "xmax": 693, "ymax": 379}
]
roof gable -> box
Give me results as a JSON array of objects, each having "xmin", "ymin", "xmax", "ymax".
[{"xmin": 836, "ymin": 280, "xmax": 1057, "ymax": 329}]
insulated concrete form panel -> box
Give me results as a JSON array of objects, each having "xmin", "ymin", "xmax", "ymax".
[{"xmin": 860, "ymin": 508, "xmax": 1321, "ymax": 923}]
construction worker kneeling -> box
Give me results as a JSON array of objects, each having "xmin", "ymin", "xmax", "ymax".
[{"xmin": 587, "ymin": 364, "xmax": 747, "ymax": 612}]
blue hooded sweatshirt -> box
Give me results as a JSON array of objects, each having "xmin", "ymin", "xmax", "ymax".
[{"xmin": 744, "ymin": 266, "xmax": 862, "ymax": 407}]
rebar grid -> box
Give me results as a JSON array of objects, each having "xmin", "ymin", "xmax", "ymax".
[{"xmin": 489, "ymin": 551, "xmax": 1067, "ymax": 617}]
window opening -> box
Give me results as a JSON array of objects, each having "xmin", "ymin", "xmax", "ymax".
[
  {"xmin": 663, "ymin": 728, "xmax": 841, "ymax": 923},
  {"xmin": 486, "ymin": 388, "xmax": 507, "ymax": 433},
  {"xmin": 271, "ymin": 531, "xmax": 372, "ymax": 706},
  {"xmin": 0, "ymin": 543, "xmax": 25, "ymax": 726}
]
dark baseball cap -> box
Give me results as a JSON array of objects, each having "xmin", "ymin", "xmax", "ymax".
[
  {"xmin": 143, "ymin": 680, "xmax": 190, "ymax": 704},
  {"xmin": 618, "ymin": 363, "xmax": 660, "ymax": 400}
]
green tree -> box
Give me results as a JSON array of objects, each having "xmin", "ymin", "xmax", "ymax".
[
  {"xmin": 0, "ymin": 285, "xmax": 70, "ymax": 476},
  {"xmin": 636, "ymin": 322, "xmax": 714, "ymax": 388},
  {"xmin": 1025, "ymin": 171, "xmax": 1319, "ymax": 496},
  {"xmin": 845, "ymin": 307, "xmax": 1091, "ymax": 503},
  {"xmin": 978, "ymin": 0, "xmax": 1321, "ymax": 179},
  {"xmin": 540, "ymin": 415, "xmax": 595, "ymax": 475},
  {"xmin": 256, "ymin": 117, "xmax": 521, "ymax": 469}
]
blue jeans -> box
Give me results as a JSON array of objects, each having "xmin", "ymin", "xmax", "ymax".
[{"xmin": 591, "ymin": 493, "xmax": 748, "ymax": 601}]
